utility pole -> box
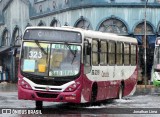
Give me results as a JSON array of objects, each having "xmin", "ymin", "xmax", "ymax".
[{"xmin": 144, "ymin": 0, "xmax": 148, "ymax": 88}]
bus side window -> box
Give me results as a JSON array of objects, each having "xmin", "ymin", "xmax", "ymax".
[
  {"xmin": 92, "ymin": 39, "xmax": 99, "ymax": 65},
  {"xmin": 108, "ymin": 41, "xmax": 116, "ymax": 65},
  {"xmin": 131, "ymin": 44, "xmax": 137, "ymax": 65},
  {"xmin": 116, "ymin": 42, "xmax": 123, "ymax": 65},
  {"xmin": 83, "ymin": 39, "xmax": 91, "ymax": 74},
  {"xmin": 124, "ymin": 43, "xmax": 130, "ymax": 65},
  {"xmin": 100, "ymin": 40, "xmax": 107, "ymax": 65}
]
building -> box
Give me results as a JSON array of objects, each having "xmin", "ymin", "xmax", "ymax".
[
  {"xmin": 0, "ymin": 0, "xmax": 160, "ymax": 83},
  {"xmin": 0, "ymin": 0, "xmax": 30, "ymax": 82}
]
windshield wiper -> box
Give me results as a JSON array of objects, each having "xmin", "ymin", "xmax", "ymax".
[
  {"xmin": 35, "ymin": 40, "xmax": 48, "ymax": 62},
  {"xmin": 64, "ymin": 42, "xmax": 77, "ymax": 64},
  {"xmin": 71, "ymin": 50, "xmax": 77, "ymax": 64}
]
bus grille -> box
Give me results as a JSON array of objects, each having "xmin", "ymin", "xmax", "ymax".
[
  {"xmin": 30, "ymin": 78, "xmax": 68, "ymax": 86},
  {"xmin": 36, "ymin": 92, "xmax": 58, "ymax": 98},
  {"xmin": 34, "ymin": 87, "xmax": 62, "ymax": 91}
]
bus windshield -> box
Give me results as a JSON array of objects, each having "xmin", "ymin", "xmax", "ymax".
[{"xmin": 21, "ymin": 42, "xmax": 81, "ymax": 78}]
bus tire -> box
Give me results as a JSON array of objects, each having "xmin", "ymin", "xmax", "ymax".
[
  {"xmin": 118, "ymin": 85, "xmax": 123, "ymax": 99},
  {"xmin": 90, "ymin": 83, "xmax": 98, "ymax": 103},
  {"xmin": 36, "ymin": 101, "xmax": 43, "ymax": 109}
]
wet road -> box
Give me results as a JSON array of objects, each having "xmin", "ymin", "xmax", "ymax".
[{"xmin": 0, "ymin": 83, "xmax": 160, "ymax": 117}]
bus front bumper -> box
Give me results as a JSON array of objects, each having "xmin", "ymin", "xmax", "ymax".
[{"xmin": 18, "ymin": 85, "xmax": 81, "ymax": 103}]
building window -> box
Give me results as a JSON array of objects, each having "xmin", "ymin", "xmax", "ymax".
[
  {"xmin": 38, "ymin": 20, "xmax": 45, "ymax": 26},
  {"xmin": 64, "ymin": 22, "xmax": 69, "ymax": 26},
  {"xmin": 108, "ymin": 41, "xmax": 116, "ymax": 65},
  {"xmin": 39, "ymin": 5, "xmax": 42, "ymax": 13},
  {"xmin": 65, "ymin": 0, "xmax": 69, "ymax": 4},
  {"xmin": 116, "ymin": 42, "xmax": 123, "ymax": 65},
  {"xmin": 26, "ymin": 23, "xmax": 32, "ymax": 28},
  {"xmin": 50, "ymin": 19, "xmax": 61, "ymax": 27},
  {"xmin": 75, "ymin": 18, "xmax": 92, "ymax": 30},
  {"xmin": 100, "ymin": 41, "xmax": 107, "ymax": 65},
  {"xmin": 98, "ymin": 19, "xmax": 128, "ymax": 35},
  {"xmin": 134, "ymin": 22, "xmax": 154, "ymax": 35},
  {"xmin": 92, "ymin": 40, "xmax": 99, "ymax": 65},
  {"xmin": 2, "ymin": 29, "xmax": 9, "ymax": 46},
  {"xmin": 53, "ymin": 1, "xmax": 56, "ymax": 9},
  {"xmin": 13, "ymin": 27, "xmax": 21, "ymax": 46}
]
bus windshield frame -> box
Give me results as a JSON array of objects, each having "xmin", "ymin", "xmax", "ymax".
[{"xmin": 20, "ymin": 41, "xmax": 81, "ymax": 80}]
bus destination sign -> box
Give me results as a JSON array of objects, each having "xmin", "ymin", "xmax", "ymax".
[{"xmin": 23, "ymin": 29, "xmax": 82, "ymax": 43}]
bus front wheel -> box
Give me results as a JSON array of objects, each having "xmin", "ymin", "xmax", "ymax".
[
  {"xmin": 90, "ymin": 83, "xmax": 98, "ymax": 103},
  {"xmin": 36, "ymin": 101, "xmax": 43, "ymax": 109}
]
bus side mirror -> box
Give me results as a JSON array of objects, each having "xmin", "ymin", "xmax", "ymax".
[
  {"xmin": 84, "ymin": 42, "xmax": 91, "ymax": 66},
  {"xmin": 83, "ymin": 41, "xmax": 91, "ymax": 74},
  {"xmin": 13, "ymin": 48, "xmax": 17, "ymax": 57},
  {"xmin": 87, "ymin": 44, "xmax": 91, "ymax": 55}
]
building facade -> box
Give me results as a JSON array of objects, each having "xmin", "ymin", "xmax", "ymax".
[{"xmin": 0, "ymin": 0, "xmax": 160, "ymax": 83}]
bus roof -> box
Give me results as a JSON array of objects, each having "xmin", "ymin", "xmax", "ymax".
[{"xmin": 25, "ymin": 26, "xmax": 137, "ymax": 44}]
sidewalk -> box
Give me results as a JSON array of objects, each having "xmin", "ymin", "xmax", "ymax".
[
  {"xmin": 135, "ymin": 85, "xmax": 160, "ymax": 95},
  {"xmin": 0, "ymin": 82, "xmax": 17, "ymax": 92}
]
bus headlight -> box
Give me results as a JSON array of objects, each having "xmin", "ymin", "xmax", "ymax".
[
  {"xmin": 19, "ymin": 79, "xmax": 32, "ymax": 90},
  {"xmin": 64, "ymin": 82, "xmax": 80, "ymax": 92}
]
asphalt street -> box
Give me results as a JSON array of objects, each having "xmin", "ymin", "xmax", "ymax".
[{"xmin": 0, "ymin": 82, "xmax": 160, "ymax": 117}]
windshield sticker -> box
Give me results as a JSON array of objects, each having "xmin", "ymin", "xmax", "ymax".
[
  {"xmin": 23, "ymin": 59, "xmax": 36, "ymax": 72},
  {"xmin": 29, "ymin": 51, "xmax": 43, "ymax": 59},
  {"xmin": 49, "ymin": 70, "xmax": 78, "ymax": 76},
  {"xmin": 52, "ymin": 44, "xmax": 80, "ymax": 50}
]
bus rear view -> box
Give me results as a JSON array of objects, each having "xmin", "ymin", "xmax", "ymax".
[{"xmin": 18, "ymin": 27, "xmax": 82, "ymax": 108}]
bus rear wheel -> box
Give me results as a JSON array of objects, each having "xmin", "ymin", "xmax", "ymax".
[{"xmin": 36, "ymin": 101, "xmax": 43, "ymax": 109}]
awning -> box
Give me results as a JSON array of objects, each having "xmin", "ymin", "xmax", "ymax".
[
  {"xmin": 0, "ymin": 46, "xmax": 12, "ymax": 54},
  {"xmin": 134, "ymin": 35, "xmax": 156, "ymax": 47},
  {"xmin": 134, "ymin": 35, "xmax": 142, "ymax": 45},
  {"xmin": 147, "ymin": 35, "xmax": 156, "ymax": 47}
]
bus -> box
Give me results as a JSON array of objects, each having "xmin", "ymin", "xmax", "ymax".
[
  {"xmin": 18, "ymin": 26, "xmax": 138, "ymax": 108},
  {"xmin": 152, "ymin": 37, "xmax": 160, "ymax": 87}
]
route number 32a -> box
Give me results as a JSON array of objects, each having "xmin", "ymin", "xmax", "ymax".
[{"xmin": 29, "ymin": 51, "xmax": 42, "ymax": 59}]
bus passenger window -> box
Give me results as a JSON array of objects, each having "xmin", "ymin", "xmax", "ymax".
[
  {"xmin": 92, "ymin": 40, "xmax": 99, "ymax": 65},
  {"xmin": 131, "ymin": 44, "xmax": 137, "ymax": 65},
  {"xmin": 108, "ymin": 41, "xmax": 115, "ymax": 65},
  {"xmin": 100, "ymin": 41, "xmax": 107, "ymax": 65},
  {"xmin": 124, "ymin": 43, "xmax": 130, "ymax": 65},
  {"xmin": 116, "ymin": 42, "xmax": 123, "ymax": 65}
]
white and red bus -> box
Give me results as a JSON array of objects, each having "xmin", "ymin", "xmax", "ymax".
[{"xmin": 18, "ymin": 26, "xmax": 138, "ymax": 108}]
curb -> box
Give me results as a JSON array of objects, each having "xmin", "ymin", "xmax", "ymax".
[
  {"xmin": 0, "ymin": 82, "xmax": 17, "ymax": 92},
  {"xmin": 136, "ymin": 85, "xmax": 155, "ymax": 89}
]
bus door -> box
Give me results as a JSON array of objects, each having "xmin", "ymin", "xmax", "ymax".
[{"xmin": 83, "ymin": 38, "xmax": 92, "ymax": 74}]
